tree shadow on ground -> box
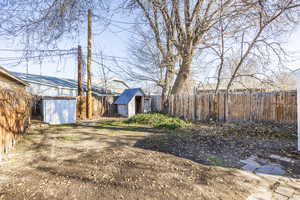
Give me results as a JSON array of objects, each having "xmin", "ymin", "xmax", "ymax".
[
  {"xmin": 133, "ymin": 128, "xmax": 300, "ymax": 179},
  {"xmin": 1, "ymin": 120, "xmax": 300, "ymax": 200},
  {"xmin": 77, "ymin": 123, "xmax": 168, "ymax": 135},
  {"xmin": 5, "ymin": 145, "xmax": 257, "ymax": 200},
  {"xmin": 25, "ymin": 120, "xmax": 299, "ymax": 180}
]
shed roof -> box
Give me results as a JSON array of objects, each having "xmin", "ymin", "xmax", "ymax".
[
  {"xmin": 11, "ymin": 71, "xmax": 80, "ymax": 89},
  {"xmin": 0, "ymin": 67, "xmax": 28, "ymax": 86},
  {"xmin": 11, "ymin": 71, "xmax": 107, "ymax": 95},
  {"xmin": 114, "ymin": 88, "xmax": 145, "ymax": 105}
]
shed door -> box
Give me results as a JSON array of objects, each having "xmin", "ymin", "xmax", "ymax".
[
  {"xmin": 43, "ymin": 99, "xmax": 77, "ymax": 125},
  {"xmin": 135, "ymin": 96, "xmax": 142, "ymax": 113}
]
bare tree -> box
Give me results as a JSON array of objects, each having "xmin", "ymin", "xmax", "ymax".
[
  {"xmin": 206, "ymin": 0, "xmax": 300, "ymax": 94},
  {"xmin": 224, "ymin": 1, "xmax": 299, "ymax": 91},
  {"xmin": 1, "ymin": 0, "xmax": 299, "ymax": 101},
  {"xmin": 0, "ymin": 0, "xmax": 110, "ymax": 48},
  {"xmin": 129, "ymin": 0, "xmax": 237, "ymax": 94},
  {"xmin": 127, "ymin": 25, "xmax": 179, "ymax": 111},
  {"xmin": 126, "ymin": 1, "xmax": 179, "ymax": 110},
  {"xmin": 129, "ymin": 0, "xmax": 300, "ymax": 96}
]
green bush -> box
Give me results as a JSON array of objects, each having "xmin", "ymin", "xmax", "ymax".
[{"xmin": 125, "ymin": 113, "xmax": 190, "ymax": 130}]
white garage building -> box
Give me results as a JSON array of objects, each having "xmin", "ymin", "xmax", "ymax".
[
  {"xmin": 10, "ymin": 72, "xmax": 107, "ymax": 125},
  {"xmin": 11, "ymin": 72, "xmax": 106, "ymax": 97}
]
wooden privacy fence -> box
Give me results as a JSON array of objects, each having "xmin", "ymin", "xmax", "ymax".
[
  {"xmin": 164, "ymin": 91, "xmax": 297, "ymax": 124},
  {"xmin": 77, "ymin": 96, "xmax": 117, "ymax": 119},
  {"xmin": 0, "ymin": 89, "xmax": 32, "ymax": 159}
]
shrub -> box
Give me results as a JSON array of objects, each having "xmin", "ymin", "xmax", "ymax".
[{"xmin": 125, "ymin": 113, "xmax": 190, "ymax": 130}]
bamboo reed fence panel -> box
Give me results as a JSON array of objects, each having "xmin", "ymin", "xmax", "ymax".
[
  {"xmin": 161, "ymin": 91, "xmax": 297, "ymax": 124},
  {"xmin": 77, "ymin": 96, "xmax": 117, "ymax": 119},
  {"xmin": 0, "ymin": 89, "xmax": 32, "ymax": 159}
]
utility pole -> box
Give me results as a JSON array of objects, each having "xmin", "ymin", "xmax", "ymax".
[
  {"xmin": 86, "ymin": 9, "xmax": 93, "ymax": 119},
  {"xmin": 77, "ymin": 45, "xmax": 83, "ymax": 96},
  {"xmin": 100, "ymin": 52, "xmax": 108, "ymax": 92},
  {"xmin": 26, "ymin": 23, "xmax": 29, "ymax": 75}
]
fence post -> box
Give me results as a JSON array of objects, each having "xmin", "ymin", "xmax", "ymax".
[
  {"xmin": 224, "ymin": 92, "xmax": 227, "ymax": 122},
  {"xmin": 194, "ymin": 94, "xmax": 197, "ymax": 120}
]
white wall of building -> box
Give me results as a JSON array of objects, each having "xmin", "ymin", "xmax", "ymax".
[
  {"xmin": 42, "ymin": 99, "xmax": 77, "ymax": 125},
  {"xmin": 128, "ymin": 98, "xmax": 136, "ymax": 117},
  {"xmin": 27, "ymin": 82, "xmax": 77, "ymax": 97}
]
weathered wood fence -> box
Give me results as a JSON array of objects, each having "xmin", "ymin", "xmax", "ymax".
[
  {"xmin": 153, "ymin": 91, "xmax": 297, "ymax": 124},
  {"xmin": 77, "ymin": 96, "xmax": 118, "ymax": 119},
  {"xmin": 0, "ymin": 89, "xmax": 32, "ymax": 159}
]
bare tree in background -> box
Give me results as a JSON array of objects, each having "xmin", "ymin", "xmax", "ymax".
[
  {"xmin": 0, "ymin": 0, "xmax": 110, "ymax": 48},
  {"xmin": 223, "ymin": 0, "xmax": 300, "ymax": 92},
  {"xmin": 128, "ymin": 0, "xmax": 300, "ymax": 95},
  {"xmin": 1, "ymin": 1, "xmax": 300, "ymax": 99}
]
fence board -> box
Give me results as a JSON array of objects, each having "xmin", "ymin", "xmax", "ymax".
[
  {"xmin": 77, "ymin": 96, "xmax": 117, "ymax": 119},
  {"xmin": 149, "ymin": 91, "xmax": 297, "ymax": 124}
]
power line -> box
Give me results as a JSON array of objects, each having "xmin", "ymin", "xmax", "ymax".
[
  {"xmin": 0, "ymin": 8, "xmax": 34, "ymax": 12},
  {"xmin": 0, "ymin": 8, "xmax": 148, "ymax": 26},
  {"xmin": 0, "ymin": 53, "xmax": 76, "ymax": 62},
  {"xmin": 93, "ymin": 53, "xmax": 128, "ymax": 61},
  {"xmin": 91, "ymin": 59, "xmax": 121, "ymax": 77},
  {"xmin": 94, "ymin": 14, "xmax": 147, "ymax": 25},
  {"xmin": 0, "ymin": 48, "xmax": 76, "ymax": 52},
  {"xmin": 0, "ymin": 49, "xmax": 128, "ymax": 61}
]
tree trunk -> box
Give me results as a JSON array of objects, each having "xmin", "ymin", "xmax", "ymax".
[
  {"xmin": 161, "ymin": 62, "xmax": 175, "ymax": 112},
  {"xmin": 171, "ymin": 56, "xmax": 192, "ymax": 95}
]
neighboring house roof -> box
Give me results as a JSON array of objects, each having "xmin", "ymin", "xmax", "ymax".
[
  {"xmin": 11, "ymin": 71, "xmax": 107, "ymax": 95},
  {"xmin": 114, "ymin": 88, "xmax": 145, "ymax": 105},
  {"xmin": 0, "ymin": 67, "xmax": 28, "ymax": 86},
  {"xmin": 95, "ymin": 77, "xmax": 129, "ymax": 94}
]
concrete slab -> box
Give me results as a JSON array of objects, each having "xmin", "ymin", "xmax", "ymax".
[
  {"xmin": 241, "ymin": 155, "xmax": 286, "ymax": 176},
  {"xmin": 241, "ymin": 156, "xmax": 261, "ymax": 172},
  {"xmin": 255, "ymin": 164, "xmax": 285, "ymax": 176},
  {"xmin": 269, "ymin": 154, "xmax": 295, "ymax": 163}
]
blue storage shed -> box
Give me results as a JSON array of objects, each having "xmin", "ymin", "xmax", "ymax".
[{"xmin": 114, "ymin": 88, "xmax": 145, "ymax": 117}]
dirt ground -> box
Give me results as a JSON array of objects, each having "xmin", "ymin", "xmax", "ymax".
[
  {"xmin": 136, "ymin": 122, "xmax": 300, "ymax": 177},
  {"xmin": 0, "ymin": 119, "xmax": 299, "ymax": 200}
]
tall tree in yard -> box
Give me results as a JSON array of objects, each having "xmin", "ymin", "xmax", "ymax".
[
  {"xmin": 1, "ymin": 0, "xmax": 300, "ymax": 98},
  {"xmin": 128, "ymin": 1, "xmax": 179, "ymax": 109},
  {"xmin": 130, "ymin": 0, "xmax": 234, "ymax": 94},
  {"xmin": 129, "ymin": 0, "xmax": 300, "ymax": 95},
  {"xmin": 122, "ymin": 23, "xmax": 177, "ymax": 111}
]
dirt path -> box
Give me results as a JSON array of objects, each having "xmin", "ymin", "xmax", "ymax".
[{"xmin": 0, "ymin": 119, "xmax": 299, "ymax": 200}]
